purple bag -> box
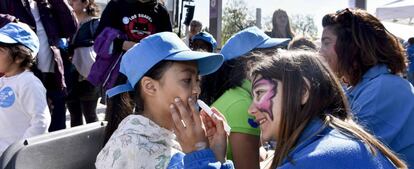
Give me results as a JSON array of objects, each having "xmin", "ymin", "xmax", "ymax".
[{"xmin": 87, "ymin": 27, "xmax": 126, "ymax": 90}]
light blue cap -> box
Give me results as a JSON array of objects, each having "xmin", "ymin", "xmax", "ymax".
[
  {"xmin": 192, "ymin": 32, "xmax": 217, "ymax": 50},
  {"xmin": 0, "ymin": 22, "xmax": 39, "ymax": 56},
  {"xmin": 106, "ymin": 32, "xmax": 224, "ymax": 97},
  {"xmin": 220, "ymin": 26, "xmax": 290, "ymax": 60}
]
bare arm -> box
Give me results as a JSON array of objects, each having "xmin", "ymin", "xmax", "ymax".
[{"xmin": 229, "ymin": 133, "xmax": 260, "ymax": 169}]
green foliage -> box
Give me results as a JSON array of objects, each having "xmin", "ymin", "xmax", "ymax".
[
  {"xmin": 291, "ymin": 14, "xmax": 318, "ymax": 39},
  {"xmin": 221, "ymin": 0, "xmax": 255, "ymax": 45}
]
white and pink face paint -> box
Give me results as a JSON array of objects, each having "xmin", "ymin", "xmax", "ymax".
[{"xmin": 252, "ymin": 78, "xmax": 278, "ymax": 120}]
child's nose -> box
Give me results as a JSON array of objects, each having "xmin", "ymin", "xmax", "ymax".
[{"xmin": 248, "ymin": 103, "xmax": 258, "ymax": 116}]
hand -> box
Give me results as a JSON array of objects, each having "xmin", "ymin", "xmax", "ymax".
[
  {"xmin": 170, "ymin": 96, "xmax": 208, "ymax": 153},
  {"xmin": 201, "ymin": 108, "xmax": 228, "ymax": 163},
  {"xmin": 122, "ymin": 41, "xmax": 137, "ymax": 51}
]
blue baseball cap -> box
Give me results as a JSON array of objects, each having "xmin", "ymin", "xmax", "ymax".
[
  {"xmin": 192, "ymin": 32, "xmax": 217, "ymax": 50},
  {"xmin": 107, "ymin": 32, "xmax": 224, "ymax": 97},
  {"xmin": 0, "ymin": 22, "xmax": 39, "ymax": 56},
  {"xmin": 220, "ymin": 26, "xmax": 290, "ymax": 60}
]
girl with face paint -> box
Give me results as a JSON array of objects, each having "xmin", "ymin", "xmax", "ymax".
[{"xmin": 171, "ymin": 51, "xmax": 407, "ymax": 169}]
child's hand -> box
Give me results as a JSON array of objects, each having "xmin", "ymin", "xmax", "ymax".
[
  {"xmin": 170, "ymin": 96, "xmax": 208, "ymax": 154},
  {"xmin": 200, "ymin": 108, "xmax": 228, "ymax": 163}
]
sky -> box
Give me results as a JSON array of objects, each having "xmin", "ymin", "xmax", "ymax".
[{"xmin": 190, "ymin": 0, "xmax": 399, "ymax": 37}]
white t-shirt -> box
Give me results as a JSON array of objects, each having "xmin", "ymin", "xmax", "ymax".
[
  {"xmin": 29, "ymin": 0, "xmax": 55, "ymax": 73},
  {"xmin": 0, "ymin": 71, "xmax": 51, "ymax": 156},
  {"xmin": 72, "ymin": 46, "xmax": 96, "ymax": 78}
]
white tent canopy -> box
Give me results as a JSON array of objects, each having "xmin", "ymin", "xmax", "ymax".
[
  {"xmin": 382, "ymin": 21, "xmax": 413, "ymax": 40},
  {"xmin": 376, "ymin": 0, "xmax": 414, "ymax": 20}
]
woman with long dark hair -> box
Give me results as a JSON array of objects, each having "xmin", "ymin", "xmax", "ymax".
[{"xmin": 320, "ymin": 8, "xmax": 414, "ymax": 166}]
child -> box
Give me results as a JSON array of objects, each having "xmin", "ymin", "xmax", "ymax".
[
  {"xmin": 95, "ymin": 32, "xmax": 224, "ymax": 169},
  {"xmin": 199, "ymin": 26, "xmax": 289, "ymax": 169},
  {"xmin": 191, "ymin": 32, "xmax": 217, "ymax": 52},
  {"xmin": 171, "ymin": 51, "xmax": 407, "ymax": 169},
  {"xmin": 0, "ymin": 22, "xmax": 50, "ymax": 155}
]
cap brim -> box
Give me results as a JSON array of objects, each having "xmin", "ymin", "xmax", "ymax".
[
  {"xmin": 257, "ymin": 38, "xmax": 290, "ymax": 48},
  {"xmin": 165, "ymin": 50, "xmax": 224, "ymax": 75},
  {"xmin": 0, "ymin": 33, "xmax": 18, "ymax": 44}
]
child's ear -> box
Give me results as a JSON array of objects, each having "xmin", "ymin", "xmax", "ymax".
[
  {"xmin": 14, "ymin": 57, "xmax": 24, "ymax": 64},
  {"xmin": 301, "ymin": 78, "xmax": 310, "ymax": 105},
  {"xmin": 141, "ymin": 76, "xmax": 157, "ymax": 96}
]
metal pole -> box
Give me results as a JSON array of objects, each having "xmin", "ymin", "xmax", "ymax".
[{"xmin": 178, "ymin": 0, "xmax": 184, "ymax": 37}]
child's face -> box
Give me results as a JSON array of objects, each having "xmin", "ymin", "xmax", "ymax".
[
  {"xmin": 0, "ymin": 46, "xmax": 18, "ymax": 76},
  {"xmin": 248, "ymin": 76, "xmax": 283, "ymax": 142},
  {"xmin": 153, "ymin": 61, "xmax": 200, "ymax": 129},
  {"xmin": 191, "ymin": 40, "xmax": 212, "ymax": 52}
]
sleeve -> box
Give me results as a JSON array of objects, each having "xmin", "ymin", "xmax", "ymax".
[
  {"xmin": 21, "ymin": 79, "xmax": 51, "ymax": 139},
  {"xmin": 349, "ymin": 77, "xmax": 413, "ymax": 144},
  {"xmin": 216, "ymin": 99, "xmax": 260, "ymax": 136},
  {"xmin": 95, "ymin": 1, "xmax": 119, "ymax": 38},
  {"xmin": 94, "ymin": 1, "xmax": 124, "ymax": 52},
  {"xmin": 156, "ymin": 3, "xmax": 172, "ymax": 32},
  {"xmin": 184, "ymin": 149, "xmax": 234, "ymax": 169},
  {"xmin": 49, "ymin": 0, "xmax": 78, "ymax": 38}
]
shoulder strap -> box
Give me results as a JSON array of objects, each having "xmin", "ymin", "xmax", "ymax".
[{"xmin": 89, "ymin": 18, "xmax": 100, "ymax": 38}]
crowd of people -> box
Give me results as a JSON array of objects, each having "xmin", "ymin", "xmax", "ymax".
[{"xmin": 0, "ymin": 0, "xmax": 414, "ymax": 169}]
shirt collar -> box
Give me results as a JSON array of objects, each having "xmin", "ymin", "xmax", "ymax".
[
  {"xmin": 347, "ymin": 64, "xmax": 390, "ymax": 97},
  {"xmin": 361, "ymin": 64, "xmax": 390, "ymax": 80}
]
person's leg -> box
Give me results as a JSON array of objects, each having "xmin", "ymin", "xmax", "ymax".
[
  {"xmin": 47, "ymin": 89, "xmax": 67, "ymax": 131},
  {"xmin": 67, "ymin": 99, "xmax": 83, "ymax": 127},
  {"xmin": 81, "ymin": 100, "xmax": 99, "ymax": 123}
]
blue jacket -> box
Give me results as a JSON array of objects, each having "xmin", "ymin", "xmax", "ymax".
[
  {"xmin": 346, "ymin": 64, "xmax": 414, "ymax": 167},
  {"xmin": 407, "ymin": 45, "xmax": 414, "ymax": 73},
  {"xmin": 185, "ymin": 119, "xmax": 396, "ymax": 169}
]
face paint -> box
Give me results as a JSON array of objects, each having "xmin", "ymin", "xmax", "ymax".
[{"xmin": 252, "ymin": 78, "xmax": 278, "ymax": 120}]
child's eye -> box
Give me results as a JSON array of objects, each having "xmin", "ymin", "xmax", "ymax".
[
  {"xmin": 254, "ymin": 90, "xmax": 265, "ymax": 98},
  {"xmin": 183, "ymin": 78, "xmax": 192, "ymax": 84}
]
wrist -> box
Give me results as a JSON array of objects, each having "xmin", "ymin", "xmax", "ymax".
[{"xmin": 183, "ymin": 141, "xmax": 208, "ymax": 153}]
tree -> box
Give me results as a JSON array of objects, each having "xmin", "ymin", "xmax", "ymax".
[
  {"xmin": 221, "ymin": 0, "xmax": 255, "ymax": 46},
  {"xmin": 291, "ymin": 14, "xmax": 318, "ymax": 39}
]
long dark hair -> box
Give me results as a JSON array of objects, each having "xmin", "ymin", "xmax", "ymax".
[
  {"xmin": 199, "ymin": 47, "xmax": 279, "ymax": 105},
  {"xmin": 103, "ymin": 61, "xmax": 174, "ymax": 143},
  {"xmin": 251, "ymin": 51, "xmax": 406, "ymax": 168},
  {"xmin": 322, "ymin": 8, "xmax": 405, "ymax": 86},
  {"xmin": 270, "ymin": 9, "xmax": 295, "ymax": 39}
]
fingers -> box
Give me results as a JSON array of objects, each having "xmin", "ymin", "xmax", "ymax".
[
  {"xmin": 188, "ymin": 96, "xmax": 202, "ymax": 126},
  {"xmin": 210, "ymin": 108, "xmax": 226, "ymax": 135},
  {"xmin": 170, "ymin": 104, "xmax": 185, "ymax": 135},
  {"xmin": 174, "ymin": 97, "xmax": 194, "ymax": 126}
]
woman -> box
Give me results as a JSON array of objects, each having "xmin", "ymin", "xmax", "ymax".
[
  {"xmin": 320, "ymin": 8, "xmax": 414, "ymax": 166},
  {"xmin": 95, "ymin": 32, "xmax": 224, "ymax": 169},
  {"xmin": 67, "ymin": 0, "xmax": 100, "ymax": 127},
  {"xmin": 266, "ymin": 9, "xmax": 295, "ymax": 39},
  {"xmin": 171, "ymin": 51, "xmax": 407, "ymax": 169}
]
